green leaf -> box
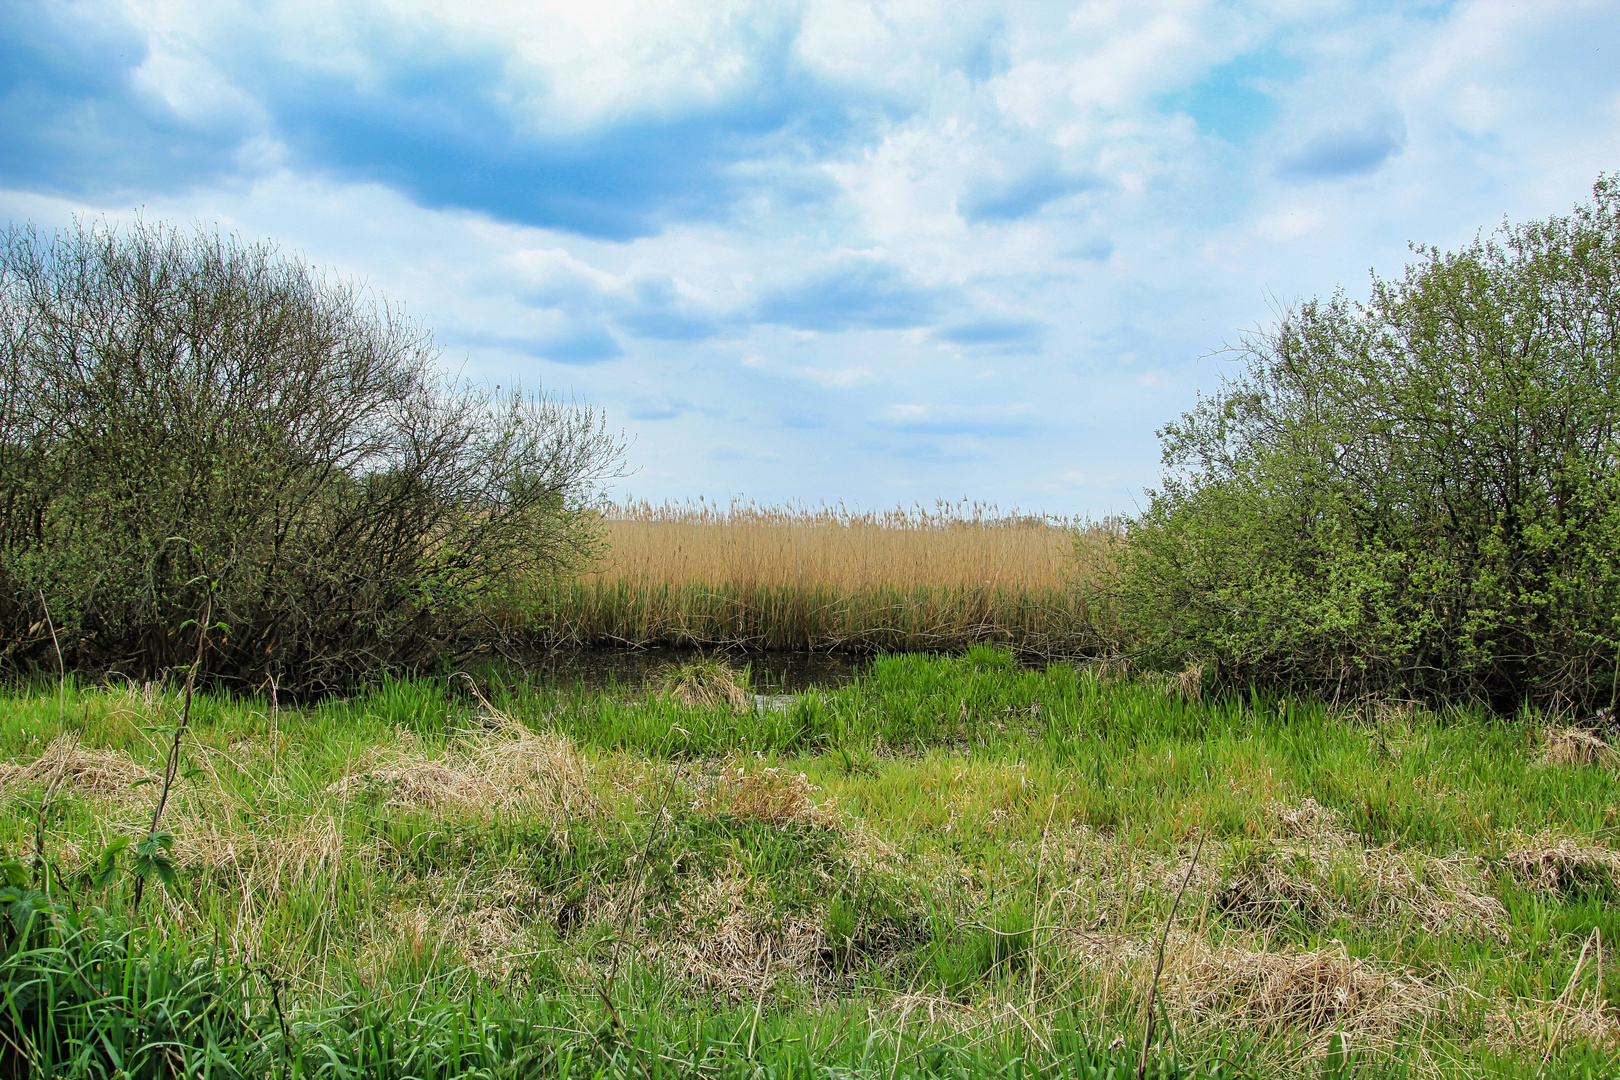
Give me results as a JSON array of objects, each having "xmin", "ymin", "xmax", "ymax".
[
  {"xmin": 4, "ymin": 890, "xmax": 51, "ymax": 932},
  {"xmin": 132, "ymin": 831, "xmax": 178, "ymax": 888},
  {"xmin": 85, "ymin": 837, "xmax": 129, "ymax": 890}
]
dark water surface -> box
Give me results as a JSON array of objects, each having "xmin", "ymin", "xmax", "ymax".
[{"xmin": 500, "ymin": 647, "xmax": 867, "ymax": 694}]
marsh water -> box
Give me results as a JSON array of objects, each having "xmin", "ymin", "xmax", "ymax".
[{"xmin": 500, "ymin": 647, "xmax": 868, "ymax": 695}]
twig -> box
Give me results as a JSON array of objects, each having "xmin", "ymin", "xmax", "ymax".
[
  {"xmin": 38, "ymin": 591, "xmax": 66, "ymax": 728},
  {"xmin": 1544, "ymin": 927, "xmax": 1600, "ymax": 1068},
  {"xmin": 132, "ymin": 592, "xmax": 212, "ymax": 915},
  {"xmin": 1139, "ymin": 831, "xmax": 1204, "ymax": 1080}
]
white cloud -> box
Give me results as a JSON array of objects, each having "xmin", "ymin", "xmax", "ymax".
[{"xmin": 5, "ymin": 0, "xmax": 1619, "ymax": 514}]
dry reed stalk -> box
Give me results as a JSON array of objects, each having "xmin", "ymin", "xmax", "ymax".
[{"xmin": 591, "ymin": 499, "xmax": 1102, "ymax": 592}]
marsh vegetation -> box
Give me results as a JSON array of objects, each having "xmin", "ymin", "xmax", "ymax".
[
  {"xmin": 520, "ymin": 500, "xmax": 1117, "ymax": 656},
  {"xmin": 3, "ymin": 653, "xmax": 1620, "ymax": 1076},
  {"xmin": 5, "ymin": 179, "xmax": 1620, "ymax": 1077}
]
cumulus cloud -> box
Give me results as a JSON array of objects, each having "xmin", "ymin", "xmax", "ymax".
[
  {"xmin": 3, "ymin": 0, "xmax": 1618, "ymax": 514},
  {"xmin": 1277, "ymin": 112, "xmax": 1407, "ymax": 180},
  {"xmin": 755, "ymin": 256, "xmax": 951, "ymax": 332},
  {"xmin": 959, "ymin": 162, "xmax": 1103, "ymax": 222}
]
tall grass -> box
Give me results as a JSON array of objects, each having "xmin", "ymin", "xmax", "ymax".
[{"xmin": 520, "ymin": 500, "xmax": 1120, "ymax": 653}]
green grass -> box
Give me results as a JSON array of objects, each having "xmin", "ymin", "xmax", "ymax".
[{"xmin": 0, "ymin": 649, "xmax": 1618, "ymax": 1077}]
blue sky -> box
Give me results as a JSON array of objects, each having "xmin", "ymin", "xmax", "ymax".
[{"xmin": 3, "ymin": 0, "xmax": 1618, "ymax": 516}]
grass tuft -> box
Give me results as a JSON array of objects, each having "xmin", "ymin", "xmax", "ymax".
[{"xmin": 657, "ymin": 655, "xmax": 752, "ymax": 709}]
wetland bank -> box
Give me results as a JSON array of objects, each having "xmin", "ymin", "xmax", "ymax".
[
  {"xmin": 6, "ymin": 183, "xmax": 1620, "ymax": 1077},
  {"xmin": 8, "ymin": 652, "xmax": 1620, "ymax": 1078}
]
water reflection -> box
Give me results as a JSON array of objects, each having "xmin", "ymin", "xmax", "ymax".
[{"xmin": 502, "ymin": 648, "xmax": 866, "ymax": 694}]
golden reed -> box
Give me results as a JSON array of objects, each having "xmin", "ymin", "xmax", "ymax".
[{"xmin": 520, "ymin": 500, "xmax": 1118, "ymax": 654}]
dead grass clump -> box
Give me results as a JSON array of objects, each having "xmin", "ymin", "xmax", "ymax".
[
  {"xmin": 648, "ymin": 866, "xmax": 827, "ymax": 999},
  {"xmin": 376, "ymin": 899, "xmax": 537, "ymax": 984},
  {"xmin": 1490, "ymin": 931, "xmax": 1620, "ymax": 1054},
  {"xmin": 658, "ymin": 657, "xmax": 750, "ymax": 709},
  {"xmin": 1139, "ymin": 661, "xmax": 1205, "ymax": 702},
  {"xmin": 1499, "ymin": 833, "xmax": 1620, "ymax": 897},
  {"xmin": 1184, "ymin": 802, "xmax": 1504, "ymax": 940},
  {"xmin": 329, "ymin": 730, "xmax": 597, "ymax": 820},
  {"xmin": 1491, "ymin": 998, "xmax": 1620, "ymax": 1055},
  {"xmin": 1541, "ymin": 727, "xmax": 1618, "ymax": 768},
  {"xmin": 1171, "ymin": 937, "xmax": 1445, "ymax": 1045},
  {"xmin": 0, "ymin": 735, "xmax": 155, "ymax": 799},
  {"xmin": 1266, "ymin": 797, "xmax": 1353, "ymax": 844},
  {"xmin": 1213, "ymin": 851, "xmax": 1330, "ymax": 929},
  {"xmin": 698, "ymin": 761, "xmax": 838, "ymax": 828},
  {"xmin": 172, "ymin": 813, "xmax": 348, "ymax": 882}
]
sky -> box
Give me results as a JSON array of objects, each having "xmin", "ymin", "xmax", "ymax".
[{"xmin": 2, "ymin": 0, "xmax": 1617, "ymax": 517}]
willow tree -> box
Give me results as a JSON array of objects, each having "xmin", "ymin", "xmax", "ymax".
[
  {"xmin": 0, "ymin": 219, "xmax": 625, "ymax": 689},
  {"xmin": 1122, "ymin": 176, "xmax": 1620, "ymax": 709}
]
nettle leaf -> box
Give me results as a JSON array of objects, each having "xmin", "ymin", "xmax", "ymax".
[
  {"xmin": 133, "ymin": 831, "xmax": 178, "ymax": 888},
  {"xmin": 4, "ymin": 890, "xmax": 51, "ymax": 932},
  {"xmin": 85, "ymin": 837, "xmax": 130, "ymax": 889},
  {"xmin": 0, "ymin": 860, "xmax": 29, "ymax": 889}
]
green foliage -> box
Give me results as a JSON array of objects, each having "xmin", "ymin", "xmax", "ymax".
[
  {"xmin": 1120, "ymin": 175, "xmax": 1620, "ymax": 708},
  {"xmin": 0, "ymin": 218, "xmax": 625, "ymax": 690}
]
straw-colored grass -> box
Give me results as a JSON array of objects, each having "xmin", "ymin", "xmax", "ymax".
[
  {"xmin": 523, "ymin": 500, "xmax": 1119, "ymax": 653},
  {"xmin": 597, "ymin": 499, "xmax": 1085, "ymax": 592}
]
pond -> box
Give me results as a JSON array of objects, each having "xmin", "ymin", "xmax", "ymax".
[{"xmin": 496, "ymin": 647, "xmax": 867, "ymax": 695}]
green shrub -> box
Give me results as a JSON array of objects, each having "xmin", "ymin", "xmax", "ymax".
[
  {"xmin": 0, "ymin": 219, "xmax": 624, "ymax": 690},
  {"xmin": 1120, "ymin": 175, "xmax": 1620, "ymax": 709}
]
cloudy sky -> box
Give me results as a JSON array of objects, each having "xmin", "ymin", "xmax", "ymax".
[{"xmin": 3, "ymin": 0, "xmax": 1617, "ymax": 516}]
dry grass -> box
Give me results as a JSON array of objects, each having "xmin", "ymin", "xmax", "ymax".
[
  {"xmin": 1490, "ymin": 930, "xmax": 1620, "ymax": 1055},
  {"xmin": 1187, "ymin": 800, "xmax": 1507, "ymax": 940},
  {"xmin": 658, "ymin": 657, "xmax": 750, "ymax": 709},
  {"xmin": 1499, "ymin": 831, "xmax": 1620, "ymax": 897},
  {"xmin": 0, "ymin": 734, "xmax": 155, "ymax": 799},
  {"xmin": 593, "ymin": 499, "xmax": 1100, "ymax": 592},
  {"xmin": 651, "ymin": 866, "xmax": 830, "ymax": 1000},
  {"xmin": 1165, "ymin": 936, "xmax": 1448, "ymax": 1045},
  {"xmin": 1541, "ymin": 726, "xmax": 1619, "ymax": 768},
  {"xmin": 329, "ymin": 728, "xmax": 598, "ymax": 821},
  {"xmin": 695, "ymin": 758, "xmax": 839, "ymax": 829}
]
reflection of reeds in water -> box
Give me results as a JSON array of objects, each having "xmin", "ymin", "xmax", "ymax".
[{"xmin": 526, "ymin": 500, "xmax": 1119, "ymax": 653}]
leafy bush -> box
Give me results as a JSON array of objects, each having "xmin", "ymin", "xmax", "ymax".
[
  {"xmin": 0, "ymin": 219, "xmax": 625, "ymax": 689},
  {"xmin": 1120, "ymin": 176, "xmax": 1620, "ymax": 709}
]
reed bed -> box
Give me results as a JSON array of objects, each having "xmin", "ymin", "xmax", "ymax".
[{"xmin": 522, "ymin": 500, "xmax": 1120, "ymax": 653}]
